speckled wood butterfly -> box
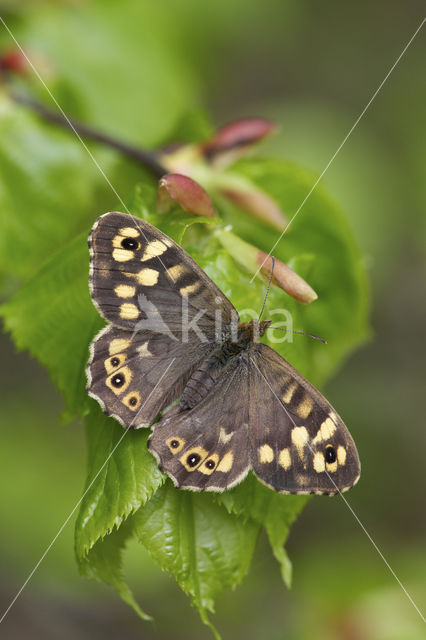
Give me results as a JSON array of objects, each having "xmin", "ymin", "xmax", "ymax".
[{"xmin": 87, "ymin": 211, "xmax": 360, "ymax": 495}]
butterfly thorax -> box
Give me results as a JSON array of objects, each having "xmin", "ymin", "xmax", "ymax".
[
  {"xmin": 235, "ymin": 319, "xmax": 272, "ymax": 345},
  {"xmin": 179, "ymin": 320, "xmax": 272, "ymax": 411}
]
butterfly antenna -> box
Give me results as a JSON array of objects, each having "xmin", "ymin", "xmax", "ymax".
[
  {"xmin": 259, "ymin": 256, "xmax": 275, "ymax": 320},
  {"xmin": 269, "ymin": 327, "xmax": 327, "ymax": 344}
]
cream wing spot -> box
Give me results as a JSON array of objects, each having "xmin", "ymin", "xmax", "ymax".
[
  {"xmin": 180, "ymin": 281, "xmax": 201, "ymax": 296},
  {"xmin": 291, "ymin": 426, "xmax": 309, "ymax": 459},
  {"xmin": 322, "ymin": 417, "xmax": 337, "ymax": 438},
  {"xmin": 120, "ymin": 303, "xmax": 139, "ymax": 320},
  {"xmin": 137, "ymin": 341, "xmax": 153, "ymax": 357},
  {"xmin": 109, "ymin": 338, "xmax": 131, "ymax": 354},
  {"xmin": 112, "ymin": 248, "xmax": 134, "ymax": 262},
  {"xmin": 119, "ymin": 226, "xmax": 139, "ymax": 237},
  {"xmin": 282, "ymin": 381, "xmax": 297, "ymax": 404},
  {"xmin": 166, "ymin": 264, "xmax": 186, "ymax": 282},
  {"xmin": 337, "ymin": 445, "xmax": 347, "ymax": 466},
  {"xmin": 313, "ymin": 451, "xmax": 326, "ymax": 473},
  {"xmin": 217, "ymin": 451, "xmax": 234, "ymax": 473},
  {"xmin": 278, "ymin": 448, "xmax": 291, "ymax": 471},
  {"xmin": 326, "ymin": 460, "xmax": 338, "ymax": 473},
  {"xmin": 312, "ymin": 416, "xmax": 337, "ymax": 444},
  {"xmin": 219, "ymin": 428, "xmax": 234, "ymax": 444},
  {"xmin": 136, "ymin": 268, "xmax": 159, "ymax": 286},
  {"xmin": 296, "ymin": 395, "xmax": 314, "ymax": 419},
  {"xmin": 141, "ymin": 240, "xmax": 168, "ymax": 262},
  {"xmin": 259, "ymin": 444, "xmax": 274, "ymax": 463},
  {"xmin": 115, "ymin": 284, "xmax": 136, "ymax": 298}
]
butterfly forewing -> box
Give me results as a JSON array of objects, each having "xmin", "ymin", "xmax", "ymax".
[
  {"xmin": 248, "ymin": 344, "xmax": 360, "ymax": 494},
  {"xmin": 89, "ymin": 211, "xmax": 237, "ymax": 336}
]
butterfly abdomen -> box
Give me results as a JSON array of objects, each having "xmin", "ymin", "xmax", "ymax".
[
  {"xmin": 179, "ymin": 321, "xmax": 271, "ymax": 411},
  {"xmin": 179, "ymin": 345, "xmax": 236, "ymax": 410}
]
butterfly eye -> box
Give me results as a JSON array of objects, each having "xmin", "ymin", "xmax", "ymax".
[
  {"xmin": 325, "ymin": 445, "xmax": 337, "ymax": 463},
  {"xmin": 121, "ymin": 237, "xmax": 139, "ymax": 251},
  {"xmin": 110, "ymin": 357, "xmax": 120, "ymax": 367},
  {"xmin": 170, "ymin": 440, "xmax": 180, "ymax": 449},
  {"xmin": 206, "ymin": 459, "xmax": 216, "ymax": 470},
  {"xmin": 111, "ymin": 372, "xmax": 125, "ymax": 387}
]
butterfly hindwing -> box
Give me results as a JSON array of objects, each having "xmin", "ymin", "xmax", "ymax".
[
  {"xmin": 87, "ymin": 324, "xmax": 216, "ymax": 427},
  {"xmin": 148, "ymin": 355, "xmax": 251, "ymax": 491},
  {"xmin": 248, "ymin": 344, "xmax": 360, "ymax": 494},
  {"xmin": 89, "ymin": 211, "xmax": 237, "ymax": 336}
]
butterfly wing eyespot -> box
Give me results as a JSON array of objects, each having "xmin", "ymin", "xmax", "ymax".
[
  {"xmin": 121, "ymin": 237, "xmax": 139, "ymax": 251},
  {"xmin": 166, "ymin": 437, "xmax": 186, "ymax": 453},
  {"xmin": 248, "ymin": 344, "xmax": 360, "ymax": 495},
  {"xmin": 325, "ymin": 444, "xmax": 337, "ymax": 463}
]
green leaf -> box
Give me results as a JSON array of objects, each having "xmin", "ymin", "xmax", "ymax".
[
  {"xmin": 133, "ymin": 482, "xmax": 259, "ymax": 638},
  {"xmin": 217, "ymin": 474, "xmax": 309, "ymax": 587},
  {"xmin": 161, "ymin": 109, "xmax": 215, "ymax": 145},
  {"xmin": 0, "ymin": 93, "xmax": 105, "ymax": 285},
  {"xmin": 0, "ymin": 231, "xmax": 101, "ymax": 419},
  {"xmin": 78, "ymin": 517, "xmax": 152, "ymax": 621},
  {"xmin": 18, "ymin": 2, "xmax": 200, "ymax": 146},
  {"xmin": 75, "ymin": 403, "xmax": 164, "ymax": 560}
]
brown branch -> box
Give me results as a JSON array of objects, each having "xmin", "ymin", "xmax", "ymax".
[{"xmin": 10, "ymin": 92, "xmax": 167, "ymax": 179}]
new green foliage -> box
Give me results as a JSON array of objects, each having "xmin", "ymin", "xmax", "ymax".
[{"xmin": 0, "ymin": 114, "xmax": 369, "ymax": 637}]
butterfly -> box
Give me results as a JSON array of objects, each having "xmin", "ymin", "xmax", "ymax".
[{"xmin": 87, "ymin": 211, "xmax": 360, "ymax": 495}]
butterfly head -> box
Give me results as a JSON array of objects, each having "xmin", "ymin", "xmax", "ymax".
[{"xmin": 237, "ymin": 319, "xmax": 272, "ymax": 344}]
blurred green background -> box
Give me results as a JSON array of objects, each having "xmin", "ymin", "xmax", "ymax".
[{"xmin": 0, "ymin": 1, "xmax": 425, "ymax": 638}]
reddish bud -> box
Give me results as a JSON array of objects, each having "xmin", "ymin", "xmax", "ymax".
[
  {"xmin": 202, "ymin": 118, "xmax": 276, "ymax": 161},
  {"xmin": 221, "ymin": 185, "xmax": 288, "ymax": 231},
  {"xmin": 0, "ymin": 50, "xmax": 30, "ymax": 75},
  {"xmin": 0, "ymin": 48, "xmax": 56, "ymax": 81},
  {"xmin": 216, "ymin": 228, "xmax": 317, "ymax": 304},
  {"xmin": 157, "ymin": 173, "xmax": 216, "ymax": 218},
  {"xmin": 257, "ymin": 251, "xmax": 318, "ymax": 304}
]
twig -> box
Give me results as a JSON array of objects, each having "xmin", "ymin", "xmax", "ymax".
[{"xmin": 10, "ymin": 91, "xmax": 167, "ymax": 178}]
